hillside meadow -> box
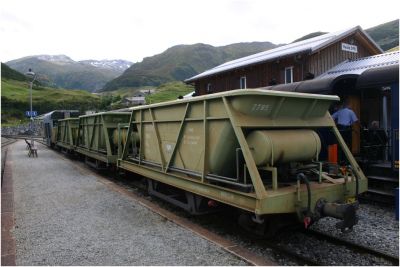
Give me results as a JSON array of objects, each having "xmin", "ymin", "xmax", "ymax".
[
  {"xmin": 1, "ymin": 78, "xmax": 101, "ymax": 125},
  {"xmin": 145, "ymin": 82, "xmax": 194, "ymax": 104}
]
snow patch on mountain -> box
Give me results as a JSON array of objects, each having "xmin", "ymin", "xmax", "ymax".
[
  {"xmin": 79, "ymin": 59, "xmax": 133, "ymax": 71},
  {"xmin": 21, "ymin": 55, "xmax": 132, "ymax": 72},
  {"xmin": 36, "ymin": 54, "xmax": 74, "ymax": 63}
]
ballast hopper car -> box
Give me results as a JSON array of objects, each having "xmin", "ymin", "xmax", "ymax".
[{"xmin": 117, "ymin": 89, "xmax": 367, "ymax": 233}]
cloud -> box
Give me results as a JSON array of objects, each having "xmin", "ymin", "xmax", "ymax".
[
  {"xmin": 0, "ymin": 10, "xmax": 32, "ymax": 33},
  {"xmin": 0, "ymin": 0, "xmax": 399, "ymax": 62}
]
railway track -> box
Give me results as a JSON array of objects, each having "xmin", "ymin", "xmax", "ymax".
[
  {"xmin": 259, "ymin": 239, "xmax": 321, "ymax": 265},
  {"xmin": 305, "ymin": 229, "xmax": 399, "ymax": 265},
  {"xmin": 101, "ymin": 170, "xmax": 399, "ymax": 266},
  {"xmin": 39, "ymin": 143, "xmax": 398, "ymax": 265},
  {"xmin": 1, "ymin": 137, "xmax": 18, "ymax": 147},
  {"xmin": 107, "ymin": 173, "xmax": 399, "ymax": 266},
  {"xmin": 2, "ymin": 134, "xmax": 44, "ymax": 141}
]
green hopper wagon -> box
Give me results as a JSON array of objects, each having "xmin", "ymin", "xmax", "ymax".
[
  {"xmin": 55, "ymin": 118, "xmax": 79, "ymax": 151},
  {"xmin": 118, "ymin": 89, "xmax": 367, "ymax": 233},
  {"xmin": 76, "ymin": 112, "xmax": 131, "ymax": 166}
]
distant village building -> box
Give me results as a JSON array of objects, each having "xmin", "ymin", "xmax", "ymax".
[
  {"xmin": 122, "ymin": 96, "xmax": 146, "ymax": 106},
  {"xmin": 139, "ymin": 89, "xmax": 156, "ymax": 95},
  {"xmin": 121, "ymin": 90, "xmax": 155, "ymax": 106},
  {"xmin": 185, "ymin": 26, "xmax": 382, "ymax": 95},
  {"xmin": 133, "ymin": 92, "xmax": 146, "ymax": 98}
]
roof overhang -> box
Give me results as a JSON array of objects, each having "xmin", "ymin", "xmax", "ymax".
[
  {"xmin": 185, "ymin": 26, "xmax": 383, "ymax": 84},
  {"xmin": 262, "ymin": 74, "xmax": 359, "ymax": 95},
  {"xmin": 311, "ymin": 26, "xmax": 383, "ymax": 54},
  {"xmin": 184, "ymin": 50, "xmax": 311, "ymax": 83},
  {"xmin": 356, "ymin": 64, "xmax": 399, "ymax": 88}
]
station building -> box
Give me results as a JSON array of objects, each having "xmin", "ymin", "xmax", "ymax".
[{"xmin": 185, "ymin": 26, "xmax": 383, "ymax": 95}]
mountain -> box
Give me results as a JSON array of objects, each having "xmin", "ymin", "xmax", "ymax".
[
  {"xmin": 1, "ymin": 78, "xmax": 101, "ymax": 124},
  {"xmin": 6, "ymin": 55, "xmax": 132, "ymax": 92},
  {"xmin": 103, "ymin": 20, "xmax": 398, "ymax": 92},
  {"xmin": 365, "ymin": 19, "xmax": 399, "ymax": 51},
  {"xmin": 101, "ymin": 42, "xmax": 278, "ymax": 91},
  {"xmin": 1, "ymin": 62, "xmax": 27, "ymax": 81},
  {"xmin": 292, "ymin": 19, "xmax": 399, "ymax": 51},
  {"xmin": 292, "ymin": 31, "xmax": 328, "ymax": 43},
  {"xmin": 1, "ymin": 62, "xmax": 103, "ymax": 124},
  {"xmin": 79, "ymin": 59, "xmax": 132, "ymax": 72}
]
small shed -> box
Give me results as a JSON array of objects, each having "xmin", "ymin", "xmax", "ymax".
[{"xmin": 122, "ymin": 96, "xmax": 146, "ymax": 106}]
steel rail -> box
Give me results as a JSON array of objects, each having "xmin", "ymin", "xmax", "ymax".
[
  {"xmin": 1, "ymin": 138, "xmax": 18, "ymax": 147},
  {"xmin": 259, "ymin": 240, "xmax": 322, "ymax": 266},
  {"xmin": 306, "ymin": 229, "xmax": 399, "ymax": 265}
]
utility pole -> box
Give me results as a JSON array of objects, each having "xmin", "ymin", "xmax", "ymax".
[{"xmin": 25, "ymin": 69, "xmax": 36, "ymax": 146}]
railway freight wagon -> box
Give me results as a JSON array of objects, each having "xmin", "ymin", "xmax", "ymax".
[
  {"xmin": 75, "ymin": 112, "xmax": 131, "ymax": 167},
  {"xmin": 55, "ymin": 118, "xmax": 79, "ymax": 152},
  {"xmin": 118, "ymin": 89, "xmax": 367, "ymax": 233},
  {"xmin": 36, "ymin": 110, "xmax": 80, "ymax": 147}
]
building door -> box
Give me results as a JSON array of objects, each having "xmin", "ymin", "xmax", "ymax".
[{"xmin": 347, "ymin": 95, "xmax": 360, "ymax": 154}]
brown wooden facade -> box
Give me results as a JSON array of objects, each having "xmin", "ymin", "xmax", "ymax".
[{"xmin": 189, "ymin": 30, "xmax": 381, "ymax": 96}]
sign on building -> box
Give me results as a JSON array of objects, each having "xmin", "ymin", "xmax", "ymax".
[{"xmin": 341, "ymin": 43, "xmax": 358, "ymax": 53}]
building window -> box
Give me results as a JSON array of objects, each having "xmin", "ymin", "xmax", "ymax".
[
  {"xmin": 206, "ymin": 83, "xmax": 212, "ymax": 93},
  {"xmin": 285, "ymin": 67, "xmax": 293, "ymax": 84},
  {"xmin": 240, "ymin": 76, "xmax": 247, "ymax": 89}
]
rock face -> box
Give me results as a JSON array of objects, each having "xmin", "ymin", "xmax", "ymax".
[{"xmin": 2, "ymin": 122, "xmax": 42, "ymax": 136}]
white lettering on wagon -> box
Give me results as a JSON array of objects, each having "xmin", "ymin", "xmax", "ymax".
[
  {"xmin": 183, "ymin": 135, "xmax": 200, "ymax": 145},
  {"xmin": 165, "ymin": 143, "xmax": 173, "ymax": 153},
  {"xmin": 251, "ymin": 103, "xmax": 271, "ymax": 113}
]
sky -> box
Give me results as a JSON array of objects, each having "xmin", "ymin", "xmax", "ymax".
[{"xmin": 1, "ymin": 0, "xmax": 399, "ymax": 63}]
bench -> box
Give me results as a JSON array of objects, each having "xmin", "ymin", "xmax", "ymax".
[{"xmin": 25, "ymin": 139, "xmax": 38, "ymax": 157}]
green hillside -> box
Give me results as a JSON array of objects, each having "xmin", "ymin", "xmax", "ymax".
[
  {"xmin": 366, "ymin": 19, "xmax": 399, "ymax": 51},
  {"xmin": 146, "ymin": 82, "xmax": 194, "ymax": 104},
  {"xmin": 103, "ymin": 20, "xmax": 399, "ymax": 92},
  {"xmin": 1, "ymin": 78, "xmax": 101, "ymax": 124},
  {"xmin": 292, "ymin": 31, "xmax": 328, "ymax": 43},
  {"xmin": 387, "ymin": 46, "xmax": 399, "ymax": 52},
  {"xmin": 292, "ymin": 19, "xmax": 399, "ymax": 51},
  {"xmin": 1, "ymin": 63, "xmax": 28, "ymax": 81},
  {"xmin": 102, "ymin": 42, "xmax": 277, "ymax": 91}
]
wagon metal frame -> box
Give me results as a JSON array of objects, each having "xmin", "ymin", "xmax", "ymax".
[
  {"xmin": 76, "ymin": 112, "xmax": 131, "ymax": 164},
  {"xmin": 56, "ymin": 118, "xmax": 79, "ymax": 151},
  {"xmin": 118, "ymin": 89, "xmax": 367, "ymax": 215}
]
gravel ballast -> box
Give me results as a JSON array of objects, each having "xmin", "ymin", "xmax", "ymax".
[
  {"xmin": 10, "ymin": 141, "xmax": 248, "ymax": 265},
  {"xmin": 120, "ymin": 171, "xmax": 399, "ymax": 265}
]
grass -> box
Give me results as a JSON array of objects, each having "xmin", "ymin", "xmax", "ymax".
[
  {"xmin": 99, "ymin": 86, "xmax": 155, "ymax": 98},
  {"xmin": 386, "ymin": 46, "xmax": 399, "ymax": 52},
  {"xmin": 1, "ymin": 79, "xmax": 193, "ymax": 123},
  {"xmin": 1, "ymin": 78, "xmax": 101, "ymax": 123},
  {"xmin": 145, "ymin": 82, "xmax": 194, "ymax": 104},
  {"xmin": 99, "ymin": 81, "xmax": 194, "ymax": 106},
  {"xmin": 1, "ymin": 79, "xmax": 98, "ymax": 101}
]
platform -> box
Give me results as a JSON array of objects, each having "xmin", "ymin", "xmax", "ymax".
[{"xmin": 3, "ymin": 140, "xmax": 247, "ymax": 265}]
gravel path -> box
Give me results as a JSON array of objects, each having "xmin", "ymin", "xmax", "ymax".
[{"xmin": 10, "ymin": 140, "xmax": 248, "ymax": 265}]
